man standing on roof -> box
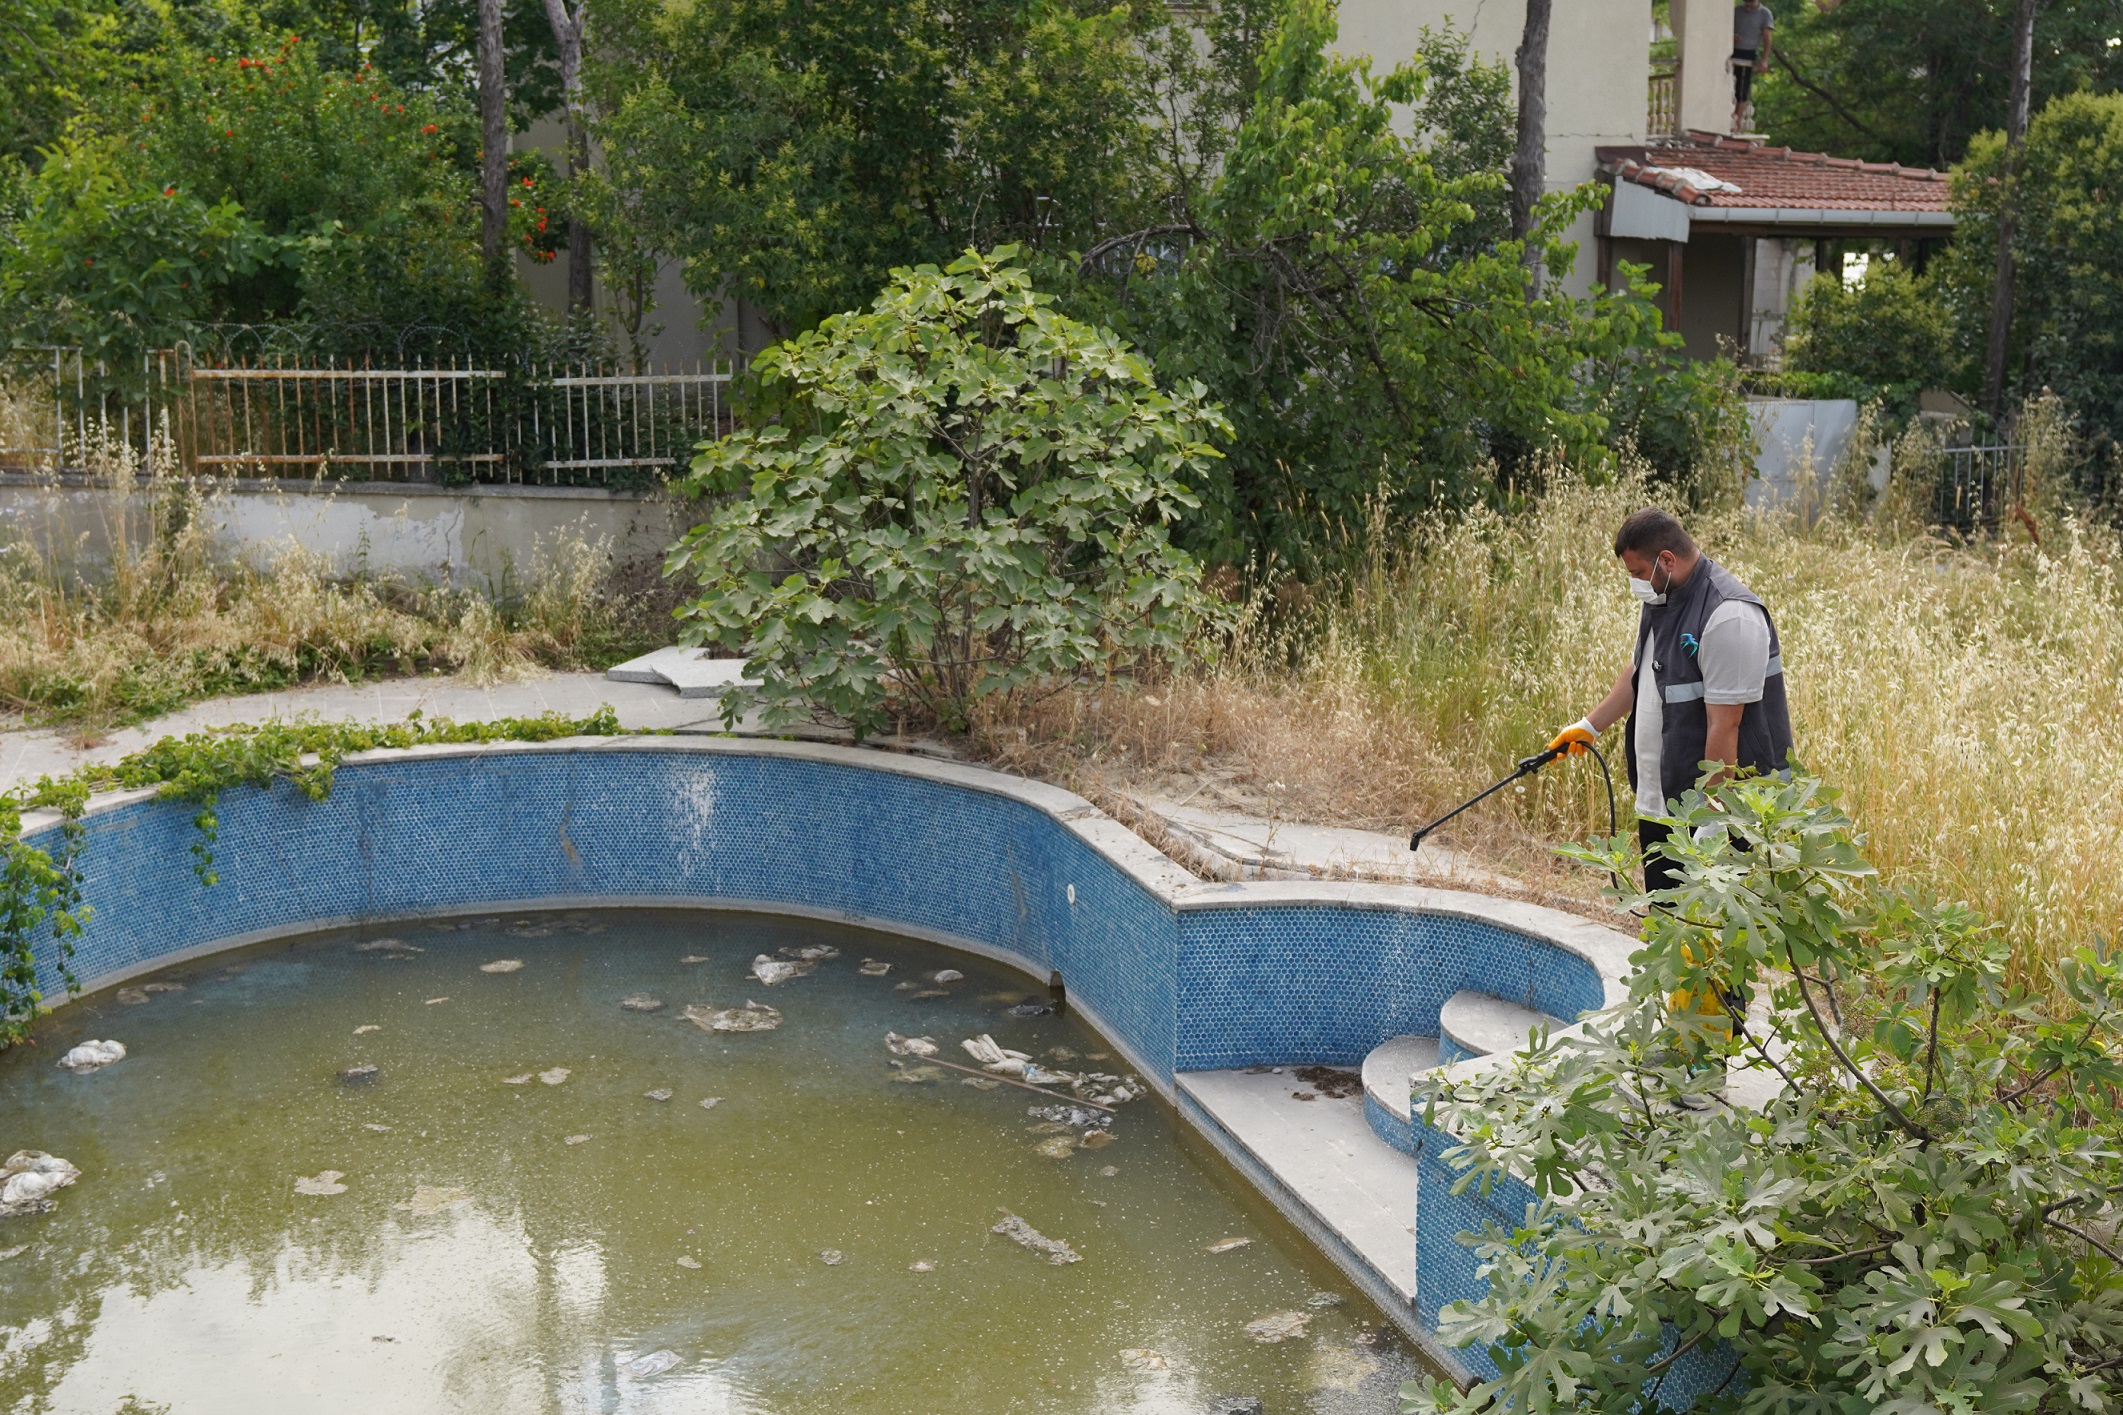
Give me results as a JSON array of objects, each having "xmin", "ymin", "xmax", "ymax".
[
  {"xmin": 1732, "ymin": 0, "xmax": 1773, "ymax": 132},
  {"xmin": 1544, "ymin": 509, "xmax": 1793, "ymax": 893}
]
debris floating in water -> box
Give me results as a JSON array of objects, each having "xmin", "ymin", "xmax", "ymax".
[
  {"xmin": 353, "ymin": 1025, "xmax": 381, "ymax": 1035},
  {"xmin": 1119, "ymin": 1348, "xmax": 1168, "ymax": 1373},
  {"xmin": 1243, "ymin": 1310, "xmax": 1312, "ymax": 1344},
  {"xmin": 1099, "ymin": 1165, "xmax": 1120, "ymax": 1177},
  {"xmin": 1205, "ymin": 1237, "xmax": 1252, "ymax": 1254},
  {"xmin": 480, "ymin": 959, "xmax": 524, "ymax": 974},
  {"xmin": 0, "ymin": 1245, "xmax": 25, "ymax": 1260},
  {"xmin": 962, "ymin": 1076, "xmax": 1002, "ymax": 1090},
  {"xmin": 1078, "ymin": 1130, "xmax": 1116, "ymax": 1150},
  {"xmin": 698, "ymin": 1097, "xmax": 724, "ymax": 1110},
  {"xmin": 644, "ymin": 1088, "xmax": 673, "ymax": 1102},
  {"xmin": 394, "ymin": 1185, "xmax": 469, "ymax": 1216},
  {"xmin": 1028, "ymin": 1104, "xmax": 1106, "ymax": 1129},
  {"xmin": 364, "ymin": 1123, "xmax": 391, "ymax": 1132},
  {"xmin": 818, "ymin": 1249, "xmax": 844, "ymax": 1265},
  {"xmin": 779, "ymin": 944, "xmax": 840, "ymax": 962},
  {"xmin": 294, "ymin": 1171, "xmax": 348, "ymax": 1196},
  {"xmin": 619, "ymin": 993, "xmax": 665, "ymax": 1013},
  {"xmin": 859, "ymin": 959, "xmax": 893, "ymax": 977},
  {"xmin": 538, "ymin": 1067, "xmax": 571, "ymax": 1085},
  {"xmin": 676, "ymin": 1255, "xmax": 701, "ymax": 1269},
  {"xmin": 892, "ymin": 1065, "xmax": 945, "ymax": 1084},
  {"xmin": 115, "ymin": 988, "xmax": 149, "ymax": 1006},
  {"xmin": 564, "ymin": 1135, "xmax": 590, "ymax": 1146},
  {"xmin": 56, "ymin": 1039, "xmax": 126, "ymax": 1072},
  {"xmin": 1, "ymin": 1153, "xmax": 81, "ymax": 1217},
  {"xmin": 1032, "ymin": 1135, "xmax": 1078, "ymax": 1160},
  {"xmin": 338, "ymin": 1064, "xmax": 380, "ymax": 1085},
  {"xmin": 748, "ymin": 954, "xmax": 813, "ymax": 986},
  {"xmin": 682, "ymin": 1002, "xmax": 781, "ymax": 1033},
  {"xmin": 884, "ymin": 1032, "xmax": 939, "ymax": 1057},
  {"xmin": 624, "ymin": 1349, "xmax": 681, "ymax": 1378},
  {"xmin": 355, "ymin": 938, "xmax": 423, "ymax": 954},
  {"xmin": 909, "ymin": 1259, "xmax": 936, "ymax": 1272},
  {"xmin": 930, "ymin": 969, "xmax": 964, "ymax": 984},
  {"xmin": 991, "ymin": 1212, "xmax": 1081, "ymax": 1265},
  {"xmin": 424, "ymin": 997, "xmax": 450, "ymax": 1006},
  {"xmin": 1006, "ymin": 1002, "xmax": 1052, "ymax": 1018},
  {"xmin": 141, "ymin": 982, "xmax": 183, "ymax": 995},
  {"xmin": 1306, "ymin": 1291, "xmax": 1346, "ymax": 1309},
  {"xmin": 502, "ymin": 1073, "xmax": 534, "ymax": 1085},
  {"xmin": 679, "ymin": 955, "xmax": 710, "ymax": 965}
]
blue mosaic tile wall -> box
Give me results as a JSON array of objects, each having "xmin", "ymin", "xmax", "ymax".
[
  {"xmin": 20, "ymin": 745, "xmax": 1623, "ymax": 1375},
  {"xmin": 1172, "ymin": 902, "xmax": 1607, "ymax": 1072},
  {"xmin": 1413, "ymin": 1113, "xmax": 1735, "ymax": 1407}
]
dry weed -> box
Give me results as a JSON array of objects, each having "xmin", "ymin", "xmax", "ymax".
[
  {"xmin": 0, "ymin": 407, "xmax": 664, "ymax": 728},
  {"xmin": 981, "ymin": 451, "xmax": 2123, "ymax": 989}
]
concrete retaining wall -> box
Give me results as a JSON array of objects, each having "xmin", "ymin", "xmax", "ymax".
[{"xmin": 0, "ymin": 476, "xmax": 697, "ymax": 585}]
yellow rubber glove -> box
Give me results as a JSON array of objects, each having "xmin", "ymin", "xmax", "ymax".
[{"xmin": 1547, "ymin": 718, "xmax": 1597, "ymax": 757}]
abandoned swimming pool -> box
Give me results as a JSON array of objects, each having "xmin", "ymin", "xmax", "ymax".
[{"xmin": 2, "ymin": 737, "xmax": 1638, "ymax": 1401}]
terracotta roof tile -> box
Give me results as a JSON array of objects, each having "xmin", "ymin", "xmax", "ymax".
[{"xmin": 1595, "ymin": 131, "xmax": 1951, "ymax": 212}]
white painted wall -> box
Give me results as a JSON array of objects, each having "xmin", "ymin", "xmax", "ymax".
[
  {"xmin": 1670, "ymin": 0, "xmax": 1734, "ymax": 134},
  {"xmin": 1336, "ymin": 0, "xmax": 1649, "ymax": 295}
]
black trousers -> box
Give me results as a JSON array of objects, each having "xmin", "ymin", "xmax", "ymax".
[
  {"xmin": 1733, "ymin": 48, "xmax": 1759, "ymax": 103},
  {"xmin": 1640, "ymin": 820, "xmax": 1685, "ymax": 894}
]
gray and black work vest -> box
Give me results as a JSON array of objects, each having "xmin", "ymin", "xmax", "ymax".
[{"xmin": 1624, "ymin": 555, "xmax": 1795, "ymax": 806}]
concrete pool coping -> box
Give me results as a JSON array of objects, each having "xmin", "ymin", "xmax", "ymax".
[{"xmin": 15, "ymin": 732, "xmax": 1638, "ymax": 1378}]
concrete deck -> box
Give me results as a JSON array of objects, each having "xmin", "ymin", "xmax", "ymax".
[{"xmin": 1133, "ymin": 795, "xmax": 1516, "ymax": 891}]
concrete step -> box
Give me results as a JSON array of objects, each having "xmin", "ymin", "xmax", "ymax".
[
  {"xmin": 1438, "ymin": 990, "xmax": 1565, "ymax": 1065},
  {"xmin": 605, "ymin": 647, "xmax": 761, "ymax": 699}
]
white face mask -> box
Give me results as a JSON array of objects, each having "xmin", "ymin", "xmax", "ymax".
[{"xmin": 1627, "ymin": 557, "xmax": 1669, "ymax": 605}]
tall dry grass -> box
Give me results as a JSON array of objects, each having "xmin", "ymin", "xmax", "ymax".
[
  {"xmin": 993, "ymin": 406, "xmax": 2123, "ymax": 987},
  {"xmin": 0, "ymin": 405, "xmax": 668, "ymax": 729}
]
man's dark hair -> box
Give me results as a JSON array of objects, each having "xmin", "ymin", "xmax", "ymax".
[{"xmin": 1613, "ymin": 508, "xmax": 1696, "ymax": 560}]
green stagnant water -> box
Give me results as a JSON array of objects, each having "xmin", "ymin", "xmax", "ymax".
[{"xmin": 0, "ymin": 909, "xmax": 1426, "ymax": 1414}]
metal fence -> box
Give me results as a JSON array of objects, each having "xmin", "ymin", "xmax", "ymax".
[
  {"xmin": 0, "ymin": 345, "xmax": 743, "ymax": 487},
  {"xmin": 1930, "ymin": 443, "xmax": 2022, "ymax": 534}
]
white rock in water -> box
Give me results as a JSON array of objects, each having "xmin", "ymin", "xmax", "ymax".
[
  {"xmin": 747, "ymin": 954, "xmax": 811, "ymax": 986},
  {"xmin": 930, "ymin": 969, "xmax": 964, "ymax": 984},
  {"xmin": 0, "ymin": 1153, "xmax": 81, "ymax": 1214},
  {"xmin": 884, "ymin": 1032, "xmax": 938, "ymax": 1057},
  {"xmin": 991, "ymin": 1211, "xmax": 1081, "ymax": 1264},
  {"xmin": 57, "ymin": 1040, "xmax": 126, "ymax": 1072},
  {"xmin": 480, "ymin": 959, "xmax": 524, "ymax": 974}
]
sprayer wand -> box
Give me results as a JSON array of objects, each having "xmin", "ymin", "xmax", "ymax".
[{"xmin": 1409, "ymin": 742, "xmax": 1619, "ymax": 853}]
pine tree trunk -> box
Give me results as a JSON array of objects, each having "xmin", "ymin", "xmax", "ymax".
[
  {"xmin": 478, "ymin": 0, "xmax": 509, "ymax": 281},
  {"xmin": 1511, "ymin": 0, "xmax": 1554, "ymax": 287},
  {"xmin": 1982, "ymin": 0, "xmax": 2039, "ymax": 422}
]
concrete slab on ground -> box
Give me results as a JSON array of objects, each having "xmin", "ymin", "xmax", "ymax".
[
  {"xmin": 1137, "ymin": 796, "xmax": 1514, "ymax": 890},
  {"xmin": 605, "ymin": 646, "xmax": 761, "ymax": 699},
  {"xmin": 1177, "ymin": 1067, "xmax": 1419, "ymax": 1307}
]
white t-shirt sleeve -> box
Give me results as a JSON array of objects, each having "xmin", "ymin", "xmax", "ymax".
[{"xmin": 1698, "ymin": 601, "xmax": 1771, "ymax": 704}]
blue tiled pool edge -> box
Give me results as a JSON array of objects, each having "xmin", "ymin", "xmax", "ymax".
[{"xmin": 15, "ymin": 735, "xmax": 1635, "ymax": 1376}]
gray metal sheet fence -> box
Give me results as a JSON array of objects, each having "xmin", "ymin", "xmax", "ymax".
[{"xmin": 1, "ymin": 346, "xmax": 742, "ymax": 486}]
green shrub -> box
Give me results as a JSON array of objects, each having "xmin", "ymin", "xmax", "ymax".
[
  {"xmin": 1406, "ymin": 769, "xmax": 2123, "ymax": 1414},
  {"xmin": 1783, "ymin": 260, "xmax": 1955, "ymax": 410},
  {"xmin": 668, "ymin": 247, "xmax": 1234, "ymax": 738}
]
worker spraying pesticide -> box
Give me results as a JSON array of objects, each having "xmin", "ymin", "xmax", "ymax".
[{"xmin": 1547, "ymin": 507, "xmax": 1795, "ymax": 1046}]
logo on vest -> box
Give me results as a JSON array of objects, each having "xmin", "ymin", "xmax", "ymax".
[{"xmin": 1680, "ymin": 632, "xmax": 1700, "ymax": 657}]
